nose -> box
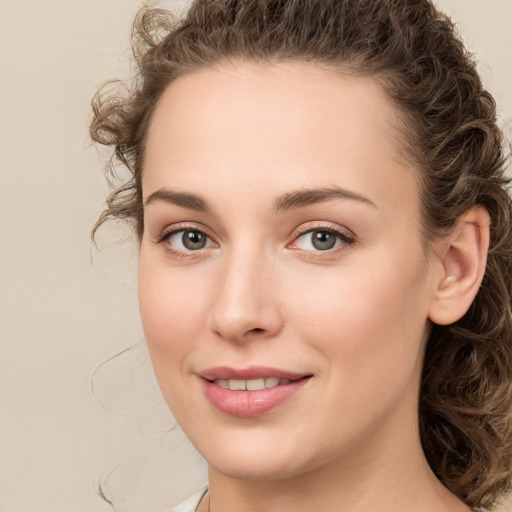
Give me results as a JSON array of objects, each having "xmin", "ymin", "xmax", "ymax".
[{"xmin": 207, "ymin": 248, "xmax": 284, "ymax": 343}]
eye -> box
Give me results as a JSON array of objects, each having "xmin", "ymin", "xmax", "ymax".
[
  {"xmin": 164, "ymin": 229, "xmax": 215, "ymax": 252},
  {"xmin": 291, "ymin": 228, "xmax": 354, "ymax": 252}
]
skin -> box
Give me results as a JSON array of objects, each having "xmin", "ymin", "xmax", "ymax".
[{"xmin": 138, "ymin": 62, "xmax": 473, "ymax": 512}]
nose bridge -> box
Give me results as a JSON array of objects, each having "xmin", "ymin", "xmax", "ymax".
[{"xmin": 208, "ymin": 241, "xmax": 282, "ymax": 342}]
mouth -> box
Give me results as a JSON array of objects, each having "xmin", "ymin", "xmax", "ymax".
[
  {"xmin": 211, "ymin": 377, "xmax": 294, "ymax": 391},
  {"xmin": 199, "ymin": 366, "xmax": 313, "ymax": 418}
]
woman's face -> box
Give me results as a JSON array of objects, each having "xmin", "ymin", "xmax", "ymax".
[{"xmin": 138, "ymin": 62, "xmax": 439, "ymax": 480}]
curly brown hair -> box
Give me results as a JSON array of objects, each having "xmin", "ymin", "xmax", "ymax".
[{"xmin": 90, "ymin": 0, "xmax": 512, "ymax": 509}]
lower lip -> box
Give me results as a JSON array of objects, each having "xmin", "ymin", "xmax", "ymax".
[{"xmin": 201, "ymin": 378, "xmax": 310, "ymax": 418}]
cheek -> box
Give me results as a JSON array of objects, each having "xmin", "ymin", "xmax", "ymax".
[
  {"xmin": 137, "ymin": 253, "xmax": 209, "ymax": 391},
  {"xmin": 283, "ymin": 248, "xmax": 431, "ymax": 389}
]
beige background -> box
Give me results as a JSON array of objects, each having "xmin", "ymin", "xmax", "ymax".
[{"xmin": 1, "ymin": 1, "xmax": 511, "ymax": 511}]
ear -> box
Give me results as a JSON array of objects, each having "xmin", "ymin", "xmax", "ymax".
[{"xmin": 428, "ymin": 206, "xmax": 490, "ymax": 326}]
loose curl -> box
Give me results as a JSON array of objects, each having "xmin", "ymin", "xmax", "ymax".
[{"xmin": 90, "ymin": 1, "xmax": 512, "ymax": 509}]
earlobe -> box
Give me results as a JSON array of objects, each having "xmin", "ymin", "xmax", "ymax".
[{"xmin": 428, "ymin": 206, "xmax": 490, "ymax": 326}]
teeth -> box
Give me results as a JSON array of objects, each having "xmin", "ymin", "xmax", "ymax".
[
  {"xmin": 265, "ymin": 377, "xmax": 280, "ymax": 388},
  {"xmin": 213, "ymin": 377, "xmax": 286, "ymax": 391},
  {"xmin": 247, "ymin": 378, "xmax": 265, "ymax": 390},
  {"xmin": 229, "ymin": 379, "xmax": 246, "ymax": 390}
]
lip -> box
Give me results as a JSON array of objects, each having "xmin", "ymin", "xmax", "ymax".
[{"xmin": 199, "ymin": 366, "xmax": 312, "ymax": 418}]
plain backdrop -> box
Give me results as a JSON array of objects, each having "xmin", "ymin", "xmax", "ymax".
[{"xmin": 1, "ymin": 1, "xmax": 511, "ymax": 511}]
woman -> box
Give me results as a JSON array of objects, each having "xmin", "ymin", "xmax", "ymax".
[{"xmin": 90, "ymin": 0, "xmax": 512, "ymax": 511}]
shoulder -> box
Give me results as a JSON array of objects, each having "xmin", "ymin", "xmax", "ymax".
[{"xmin": 169, "ymin": 486, "xmax": 208, "ymax": 512}]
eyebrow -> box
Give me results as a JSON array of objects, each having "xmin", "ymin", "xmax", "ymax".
[
  {"xmin": 144, "ymin": 189, "xmax": 210, "ymax": 211},
  {"xmin": 272, "ymin": 187, "xmax": 377, "ymax": 212},
  {"xmin": 143, "ymin": 186, "xmax": 376, "ymax": 212}
]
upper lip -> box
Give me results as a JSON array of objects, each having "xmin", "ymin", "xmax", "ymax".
[{"xmin": 200, "ymin": 366, "xmax": 312, "ymax": 381}]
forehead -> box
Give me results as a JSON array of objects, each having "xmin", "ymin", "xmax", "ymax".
[{"xmin": 143, "ymin": 61, "xmax": 417, "ymax": 216}]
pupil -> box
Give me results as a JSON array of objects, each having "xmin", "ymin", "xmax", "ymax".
[
  {"xmin": 312, "ymin": 231, "xmax": 336, "ymax": 250},
  {"xmin": 183, "ymin": 231, "xmax": 206, "ymax": 250}
]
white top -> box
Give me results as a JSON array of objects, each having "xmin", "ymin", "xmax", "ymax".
[{"xmin": 170, "ymin": 486, "xmax": 208, "ymax": 512}]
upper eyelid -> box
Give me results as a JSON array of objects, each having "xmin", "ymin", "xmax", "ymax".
[
  {"xmin": 156, "ymin": 222, "xmax": 217, "ymax": 243},
  {"xmin": 291, "ymin": 230, "xmax": 351, "ymax": 245},
  {"xmin": 291, "ymin": 222, "xmax": 355, "ymax": 240}
]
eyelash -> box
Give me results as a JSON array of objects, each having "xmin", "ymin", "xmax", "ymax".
[
  {"xmin": 155, "ymin": 224, "xmax": 218, "ymax": 259},
  {"xmin": 155, "ymin": 224, "xmax": 356, "ymax": 259},
  {"xmin": 290, "ymin": 226, "xmax": 356, "ymax": 254}
]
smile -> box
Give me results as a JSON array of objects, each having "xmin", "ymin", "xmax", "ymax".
[
  {"xmin": 213, "ymin": 377, "xmax": 289, "ymax": 390},
  {"xmin": 200, "ymin": 367, "xmax": 312, "ymax": 418}
]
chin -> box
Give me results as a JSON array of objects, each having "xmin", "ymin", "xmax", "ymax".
[
  {"xmin": 209, "ymin": 452, "xmax": 310, "ymax": 482},
  {"xmin": 194, "ymin": 425, "xmax": 334, "ymax": 483}
]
